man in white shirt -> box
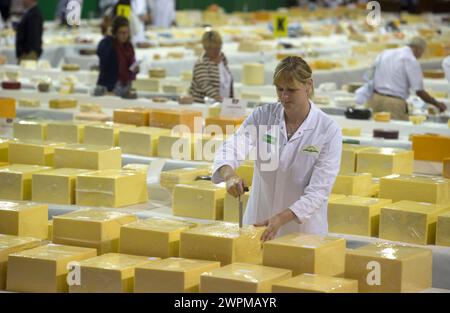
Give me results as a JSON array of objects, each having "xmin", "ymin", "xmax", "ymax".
[
  {"xmin": 443, "ymin": 56, "xmax": 450, "ymax": 83},
  {"xmin": 368, "ymin": 36, "xmax": 447, "ymax": 120}
]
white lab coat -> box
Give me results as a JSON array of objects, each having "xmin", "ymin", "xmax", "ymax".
[
  {"xmin": 443, "ymin": 56, "xmax": 450, "ymax": 83},
  {"xmin": 148, "ymin": 0, "xmax": 176, "ymax": 28},
  {"xmin": 212, "ymin": 102, "xmax": 342, "ymax": 237}
]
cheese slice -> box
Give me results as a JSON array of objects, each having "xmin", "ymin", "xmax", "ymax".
[
  {"xmin": 345, "ymin": 242, "xmax": 432, "ymax": 292},
  {"xmin": 223, "ymin": 191, "xmax": 250, "ymax": 223},
  {"xmin": 119, "ymin": 127, "xmax": 170, "ymax": 157},
  {"xmin": 69, "ymin": 253, "xmax": 157, "ymax": 293},
  {"xmin": 200, "ymin": 263, "xmax": 292, "ymax": 293},
  {"xmin": 180, "ymin": 222, "xmax": 266, "ymax": 266},
  {"xmin": 0, "ymin": 164, "xmax": 52, "ymax": 200},
  {"xmin": 13, "ymin": 121, "xmax": 47, "ymax": 141},
  {"xmin": 8, "ymin": 141, "xmax": 65, "ymax": 166},
  {"xmin": 53, "ymin": 208, "xmax": 137, "ymax": 254},
  {"xmin": 379, "ymin": 200, "xmax": 450, "ymax": 245},
  {"xmin": 32, "ymin": 168, "xmax": 92, "ymax": 205},
  {"xmin": 6, "ymin": 244, "xmax": 97, "ymax": 293},
  {"xmin": 173, "ymin": 180, "xmax": 226, "ymax": 220},
  {"xmin": 135, "ymin": 257, "xmax": 220, "ymax": 293},
  {"xmin": 263, "ymin": 233, "xmax": 346, "ymax": 277},
  {"xmin": 332, "ymin": 173, "xmax": 373, "ymax": 196},
  {"xmin": 356, "ymin": 147, "xmax": 414, "ymax": 178},
  {"xmin": 436, "ymin": 211, "xmax": 450, "ymax": 247},
  {"xmin": 0, "ymin": 234, "xmax": 42, "ymax": 290},
  {"xmin": 272, "ymin": 273, "xmax": 358, "ymax": 293},
  {"xmin": 54, "ymin": 144, "xmax": 122, "ymax": 170}
]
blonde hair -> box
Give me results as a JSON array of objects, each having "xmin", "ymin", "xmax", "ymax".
[
  {"xmin": 202, "ymin": 30, "xmax": 222, "ymax": 50},
  {"xmin": 407, "ymin": 36, "xmax": 427, "ymax": 52},
  {"xmin": 273, "ymin": 56, "xmax": 314, "ymax": 97}
]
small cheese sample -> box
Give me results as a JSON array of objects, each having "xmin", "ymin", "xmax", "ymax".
[
  {"xmin": 379, "ymin": 174, "xmax": 450, "ymax": 204},
  {"xmin": 53, "ymin": 208, "xmax": 137, "ymax": 254},
  {"xmin": 80, "ymin": 103, "xmax": 102, "ymax": 113},
  {"xmin": 173, "ymin": 180, "xmax": 226, "ymax": 220},
  {"xmin": 132, "ymin": 77, "xmax": 160, "ymax": 92},
  {"xmin": 263, "ymin": 233, "xmax": 346, "ymax": 276},
  {"xmin": 223, "ymin": 191, "xmax": 250, "ymax": 223},
  {"xmin": 162, "ymin": 84, "xmax": 184, "ymax": 94},
  {"xmin": 113, "ymin": 108, "xmax": 150, "ymax": 126},
  {"xmin": 6, "ymin": 244, "xmax": 97, "ymax": 293},
  {"xmin": 200, "ymin": 263, "xmax": 291, "ymax": 293},
  {"xmin": 436, "ymin": 211, "xmax": 450, "ymax": 247},
  {"xmin": 443, "ymin": 158, "xmax": 450, "ymax": 179},
  {"xmin": 332, "ymin": 173, "xmax": 373, "ymax": 196},
  {"xmin": 32, "ymin": 168, "xmax": 91, "ymax": 205},
  {"xmin": 84, "ymin": 123, "xmax": 135, "ymax": 147},
  {"xmin": 379, "ymin": 200, "xmax": 450, "ymax": 245},
  {"xmin": 356, "ymin": 147, "xmax": 414, "ymax": 178},
  {"xmin": 0, "ymin": 201, "xmax": 48, "ymax": 239},
  {"xmin": 340, "ymin": 144, "xmax": 371, "ymax": 174},
  {"xmin": 18, "ymin": 99, "xmax": 40, "ymax": 108},
  {"xmin": 0, "ymin": 98, "xmax": 16, "ymax": 119},
  {"xmin": 328, "ymin": 196, "xmax": 392, "ymax": 237},
  {"xmin": 49, "ymin": 99, "xmax": 77, "ymax": 109},
  {"xmin": 149, "ymin": 109, "xmax": 202, "ymax": 132},
  {"xmin": 62, "ymin": 63, "xmax": 80, "ymax": 71},
  {"xmin": 411, "ymin": 134, "xmax": 450, "ymax": 162},
  {"xmin": 47, "ymin": 121, "xmax": 90, "ymax": 144},
  {"xmin": 119, "ymin": 127, "xmax": 170, "ymax": 157},
  {"xmin": 0, "ymin": 235, "xmax": 42, "ymax": 290},
  {"xmin": 236, "ymin": 160, "xmax": 254, "ymax": 187},
  {"xmin": 242, "ymin": 63, "xmax": 265, "ymax": 86},
  {"xmin": 8, "ymin": 141, "xmax": 65, "ymax": 166},
  {"xmin": 342, "ymin": 128, "xmax": 361, "ymax": 137},
  {"xmin": 373, "ymin": 111, "xmax": 391, "ymax": 122},
  {"xmin": 69, "ymin": 253, "xmax": 156, "ymax": 293},
  {"xmin": 205, "ymin": 116, "xmax": 244, "ymax": 135},
  {"xmin": 409, "ymin": 115, "xmax": 426, "ymax": 125},
  {"xmin": 13, "ymin": 121, "xmax": 47, "ymax": 141},
  {"xmin": 157, "ymin": 134, "xmax": 193, "ymax": 160},
  {"xmin": 272, "ymin": 273, "xmax": 358, "ymax": 293},
  {"xmin": 54, "ymin": 144, "xmax": 122, "ymax": 170},
  {"xmin": 148, "ymin": 68, "xmax": 166, "ymax": 78},
  {"xmin": 345, "ymin": 242, "xmax": 432, "ymax": 292},
  {"xmin": 76, "ymin": 169, "xmax": 148, "ymax": 208},
  {"xmin": 160, "ymin": 167, "xmax": 211, "ymax": 192},
  {"xmin": 119, "ymin": 217, "xmax": 197, "ymax": 258},
  {"xmin": 135, "ymin": 257, "xmax": 220, "ymax": 293},
  {"xmin": 0, "ymin": 165, "xmax": 52, "ymax": 200},
  {"xmin": 180, "ymin": 222, "xmax": 265, "ymax": 265}
]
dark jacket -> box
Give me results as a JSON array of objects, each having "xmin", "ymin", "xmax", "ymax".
[
  {"xmin": 15, "ymin": 5, "xmax": 43, "ymax": 59},
  {"xmin": 96, "ymin": 36, "xmax": 119, "ymax": 91}
]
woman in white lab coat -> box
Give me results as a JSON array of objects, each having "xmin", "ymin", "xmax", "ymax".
[{"xmin": 212, "ymin": 56, "xmax": 342, "ymax": 241}]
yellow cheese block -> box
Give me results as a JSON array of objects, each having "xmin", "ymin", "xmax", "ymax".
[
  {"xmin": 272, "ymin": 273, "xmax": 358, "ymax": 293},
  {"xmin": 135, "ymin": 257, "xmax": 220, "ymax": 293},
  {"xmin": 0, "ymin": 97, "xmax": 16, "ymax": 118},
  {"xmin": 180, "ymin": 222, "xmax": 265, "ymax": 266},
  {"xmin": 436, "ymin": 211, "xmax": 450, "ymax": 247},
  {"xmin": 332, "ymin": 173, "xmax": 373, "ymax": 196},
  {"xmin": 119, "ymin": 127, "xmax": 170, "ymax": 157},
  {"xmin": 443, "ymin": 158, "xmax": 450, "ymax": 179},
  {"xmin": 309, "ymin": 59, "xmax": 341, "ymax": 70},
  {"xmin": 200, "ymin": 263, "xmax": 291, "ymax": 293},
  {"xmin": 18, "ymin": 98, "xmax": 40, "ymax": 108},
  {"xmin": 374, "ymin": 112, "xmax": 391, "ymax": 122},
  {"xmin": 0, "ymin": 234, "xmax": 42, "ymax": 290},
  {"xmin": 208, "ymin": 103, "xmax": 221, "ymax": 118},
  {"xmin": 180, "ymin": 70, "xmax": 193, "ymax": 81},
  {"xmin": 342, "ymin": 128, "xmax": 362, "ymax": 137},
  {"xmin": 223, "ymin": 191, "xmax": 250, "ymax": 223},
  {"xmin": 263, "ymin": 233, "xmax": 346, "ymax": 276},
  {"xmin": 345, "ymin": 242, "xmax": 432, "ymax": 292},
  {"xmin": 122, "ymin": 163, "xmax": 149, "ymax": 173},
  {"xmin": 69, "ymin": 253, "xmax": 157, "ymax": 293},
  {"xmin": 328, "ymin": 196, "xmax": 392, "ymax": 237},
  {"xmin": 242, "ymin": 63, "xmax": 265, "ymax": 86},
  {"xmin": 13, "ymin": 121, "xmax": 47, "ymax": 141},
  {"xmin": 236, "ymin": 160, "xmax": 254, "ymax": 187},
  {"xmin": 48, "ymin": 220, "xmax": 53, "ymax": 241},
  {"xmin": 53, "ymin": 208, "xmax": 137, "ymax": 254},
  {"xmin": 339, "ymin": 144, "xmax": 372, "ymax": 174},
  {"xmin": 113, "ymin": 108, "xmax": 150, "ymax": 126},
  {"xmin": 0, "ymin": 164, "xmax": 52, "ymax": 200},
  {"xmin": 162, "ymin": 84, "xmax": 184, "ymax": 94},
  {"xmin": 49, "ymin": 99, "xmax": 77, "ymax": 109},
  {"xmin": 148, "ymin": 68, "xmax": 166, "ymax": 78},
  {"xmin": 411, "ymin": 134, "xmax": 450, "ymax": 162},
  {"xmin": 240, "ymin": 92, "xmax": 261, "ymax": 101},
  {"xmin": 47, "ymin": 121, "xmax": 89, "ymax": 144},
  {"xmin": 379, "ymin": 200, "xmax": 450, "ymax": 245},
  {"xmin": 356, "ymin": 147, "xmax": 414, "ymax": 178},
  {"xmin": 173, "ymin": 180, "xmax": 226, "ymax": 220},
  {"xmin": 0, "ymin": 138, "xmax": 15, "ymax": 162},
  {"xmin": 0, "ymin": 201, "xmax": 48, "ymax": 239},
  {"xmin": 76, "ymin": 169, "xmax": 148, "ymax": 208},
  {"xmin": 379, "ymin": 174, "xmax": 450, "ymax": 204},
  {"xmin": 119, "ymin": 217, "xmax": 197, "ymax": 258},
  {"xmin": 409, "ymin": 115, "xmax": 426, "ymax": 125},
  {"xmin": 157, "ymin": 134, "xmax": 193, "ymax": 160},
  {"xmin": 6, "ymin": 244, "xmax": 97, "ymax": 293},
  {"xmin": 149, "ymin": 109, "xmax": 202, "ymax": 133},
  {"xmin": 8, "ymin": 141, "xmax": 65, "ymax": 166},
  {"xmin": 54, "ymin": 144, "xmax": 122, "ymax": 170},
  {"xmin": 238, "ymin": 41, "xmax": 261, "ymax": 52},
  {"xmin": 132, "ymin": 77, "xmax": 160, "ymax": 92},
  {"xmin": 32, "ymin": 168, "xmax": 92, "ymax": 205},
  {"xmin": 193, "ymin": 135, "xmax": 224, "ymax": 161},
  {"xmin": 84, "ymin": 123, "xmax": 135, "ymax": 147},
  {"xmin": 205, "ymin": 116, "xmax": 244, "ymax": 135},
  {"xmin": 160, "ymin": 166, "xmax": 212, "ymax": 192}
]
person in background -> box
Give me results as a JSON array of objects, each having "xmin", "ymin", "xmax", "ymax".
[
  {"xmin": 367, "ymin": 36, "xmax": 447, "ymax": 120},
  {"xmin": 443, "ymin": 56, "xmax": 450, "ymax": 84},
  {"xmin": 189, "ymin": 30, "xmax": 233, "ymax": 103},
  {"xmin": 148, "ymin": 0, "xmax": 176, "ymax": 28},
  {"xmin": 15, "ymin": 0, "xmax": 43, "ymax": 63},
  {"xmin": 0, "ymin": 0, "xmax": 11, "ymax": 23},
  {"xmin": 96, "ymin": 16, "xmax": 138, "ymax": 96},
  {"xmin": 55, "ymin": 0, "xmax": 83, "ymax": 26}
]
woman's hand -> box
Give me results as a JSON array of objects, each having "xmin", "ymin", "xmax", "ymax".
[
  {"xmin": 219, "ymin": 165, "xmax": 246, "ymax": 197},
  {"xmin": 255, "ymin": 209, "xmax": 297, "ymax": 242}
]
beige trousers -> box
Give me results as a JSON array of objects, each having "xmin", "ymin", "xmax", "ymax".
[{"xmin": 367, "ymin": 93, "xmax": 409, "ymax": 121}]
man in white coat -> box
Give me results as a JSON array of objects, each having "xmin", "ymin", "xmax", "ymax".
[{"xmin": 212, "ymin": 56, "xmax": 342, "ymax": 241}]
